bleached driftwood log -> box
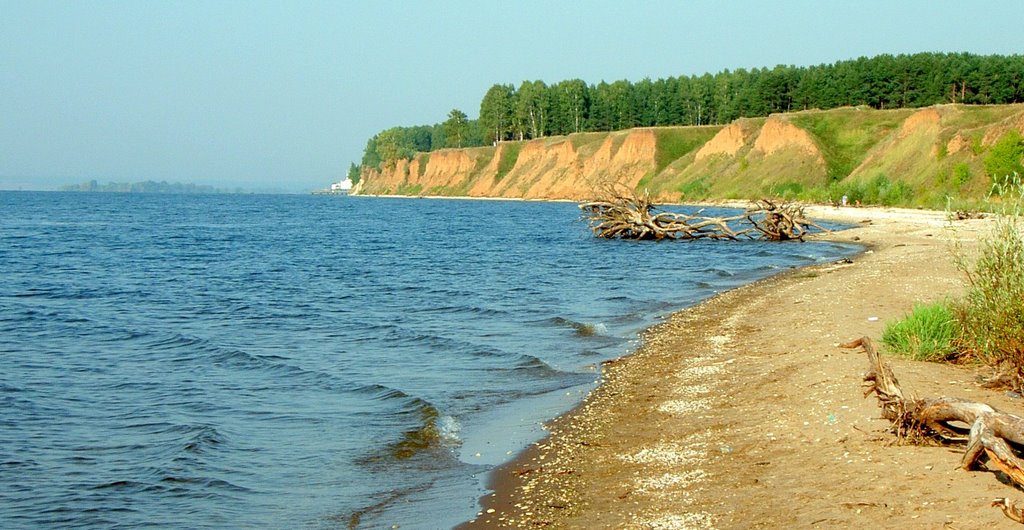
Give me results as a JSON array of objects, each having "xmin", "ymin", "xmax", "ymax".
[
  {"xmin": 848, "ymin": 336, "xmax": 1024, "ymax": 524},
  {"xmin": 578, "ymin": 189, "xmax": 826, "ymax": 241}
]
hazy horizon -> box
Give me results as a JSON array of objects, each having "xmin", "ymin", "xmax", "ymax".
[{"xmin": 3, "ymin": 0, "xmax": 1023, "ymax": 193}]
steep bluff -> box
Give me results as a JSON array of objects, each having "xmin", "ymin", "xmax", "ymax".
[
  {"xmin": 360, "ymin": 129, "xmax": 670, "ymax": 201},
  {"xmin": 357, "ymin": 104, "xmax": 1024, "ymax": 204}
]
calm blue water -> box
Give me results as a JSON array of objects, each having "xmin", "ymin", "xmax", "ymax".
[{"xmin": 0, "ymin": 192, "xmax": 857, "ymax": 529}]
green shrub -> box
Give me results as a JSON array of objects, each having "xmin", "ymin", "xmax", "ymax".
[
  {"xmin": 395, "ymin": 183, "xmax": 423, "ymax": 195},
  {"xmin": 952, "ymin": 211, "xmax": 1024, "ymax": 387},
  {"xmin": 953, "ymin": 163, "xmax": 971, "ymax": 188},
  {"xmin": 984, "ymin": 130, "xmax": 1024, "ymax": 184},
  {"xmin": 882, "ymin": 302, "xmax": 957, "ymax": 361},
  {"xmin": 828, "ymin": 174, "xmax": 913, "ymax": 206},
  {"xmin": 770, "ymin": 181, "xmax": 804, "ymax": 200},
  {"xmin": 678, "ymin": 176, "xmax": 710, "ymax": 199},
  {"xmin": 971, "ymin": 135, "xmax": 985, "ymax": 156}
]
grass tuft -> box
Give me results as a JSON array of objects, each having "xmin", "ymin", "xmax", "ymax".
[{"xmin": 882, "ymin": 302, "xmax": 957, "ymax": 362}]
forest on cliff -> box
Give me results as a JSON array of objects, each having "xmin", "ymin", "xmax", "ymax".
[{"xmin": 353, "ymin": 52, "xmax": 1024, "ymax": 178}]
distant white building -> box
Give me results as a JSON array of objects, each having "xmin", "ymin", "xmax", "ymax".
[{"xmin": 330, "ymin": 179, "xmax": 353, "ymax": 193}]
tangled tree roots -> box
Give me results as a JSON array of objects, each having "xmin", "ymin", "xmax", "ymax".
[
  {"xmin": 578, "ymin": 190, "xmax": 826, "ymax": 241},
  {"xmin": 848, "ymin": 336, "xmax": 1024, "ymax": 524}
]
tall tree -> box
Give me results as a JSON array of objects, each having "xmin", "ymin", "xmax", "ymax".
[
  {"xmin": 375, "ymin": 127, "xmax": 416, "ymax": 167},
  {"xmin": 587, "ymin": 81, "xmax": 612, "ymax": 131},
  {"xmin": 360, "ymin": 136, "xmax": 381, "ymax": 169},
  {"xmin": 607, "ymin": 79, "xmax": 636, "ymax": 130},
  {"xmin": 553, "ymin": 79, "xmax": 588, "ymax": 134},
  {"xmin": 442, "ymin": 108, "xmax": 469, "ymax": 148},
  {"xmin": 347, "ymin": 162, "xmax": 361, "ymax": 184},
  {"xmin": 516, "ymin": 80, "xmax": 550, "ymax": 139},
  {"xmin": 479, "ymin": 84, "xmax": 515, "ymax": 144}
]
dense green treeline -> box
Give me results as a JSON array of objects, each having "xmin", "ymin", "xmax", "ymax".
[{"xmin": 357, "ymin": 52, "xmax": 1024, "ymax": 172}]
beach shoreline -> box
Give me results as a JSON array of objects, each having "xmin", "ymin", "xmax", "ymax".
[{"xmin": 458, "ymin": 205, "xmax": 1018, "ymax": 529}]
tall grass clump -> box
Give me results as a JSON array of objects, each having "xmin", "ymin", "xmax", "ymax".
[
  {"xmin": 882, "ymin": 302, "xmax": 957, "ymax": 362},
  {"xmin": 951, "ymin": 176, "xmax": 1024, "ymax": 388},
  {"xmin": 494, "ymin": 142, "xmax": 523, "ymax": 182}
]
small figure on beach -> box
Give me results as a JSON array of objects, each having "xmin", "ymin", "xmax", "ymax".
[{"xmin": 841, "ymin": 195, "xmax": 849, "ymax": 207}]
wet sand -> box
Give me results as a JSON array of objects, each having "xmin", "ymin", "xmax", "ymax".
[{"xmin": 459, "ymin": 206, "xmax": 1019, "ymax": 529}]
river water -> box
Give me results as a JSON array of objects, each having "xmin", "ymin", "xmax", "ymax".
[{"xmin": 0, "ymin": 192, "xmax": 858, "ymax": 528}]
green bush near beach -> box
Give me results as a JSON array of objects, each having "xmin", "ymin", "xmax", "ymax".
[
  {"xmin": 950, "ymin": 202, "xmax": 1024, "ymax": 388},
  {"xmin": 886, "ymin": 180, "xmax": 1024, "ymax": 389},
  {"xmin": 882, "ymin": 302, "xmax": 957, "ymax": 362}
]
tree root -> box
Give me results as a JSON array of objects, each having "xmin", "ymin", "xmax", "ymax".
[
  {"xmin": 578, "ymin": 188, "xmax": 827, "ymax": 241},
  {"xmin": 851, "ymin": 336, "xmax": 1024, "ymax": 524}
]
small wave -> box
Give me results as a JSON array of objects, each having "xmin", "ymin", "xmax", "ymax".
[
  {"xmin": 389, "ymin": 401, "xmax": 460, "ymax": 461},
  {"xmin": 352, "ymin": 383, "xmax": 415, "ymax": 402},
  {"xmin": 181, "ymin": 425, "xmax": 225, "ymax": 454},
  {"xmin": 436, "ymin": 415, "xmax": 461, "ymax": 446},
  {"xmin": 158, "ymin": 476, "xmax": 251, "ymax": 493},
  {"xmin": 412, "ymin": 305, "xmax": 509, "ymax": 317},
  {"xmin": 91, "ymin": 479, "xmax": 147, "ymax": 491},
  {"xmin": 700, "ymin": 267, "xmax": 735, "ymax": 277},
  {"xmin": 140, "ymin": 332, "xmax": 206, "ymax": 351},
  {"xmin": 549, "ymin": 317, "xmax": 609, "ymax": 337},
  {"xmin": 117, "ymin": 422, "xmax": 228, "ymax": 456},
  {"xmin": 506, "ymin": 354, "xmax": 565, "ymax": 378},
  {"xmin": 351, "ymin": 387, "xmax": 461, "ymax": 464}
]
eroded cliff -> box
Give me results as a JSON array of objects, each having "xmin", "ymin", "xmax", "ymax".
[{"xmin": 357, "ymin": 104, "xmax": 1024, "ymax": 205}]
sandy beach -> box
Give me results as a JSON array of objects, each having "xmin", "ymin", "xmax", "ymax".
[{"xmin": 460, "ymin": 205, "xmax": 1020, "ymax": 529}]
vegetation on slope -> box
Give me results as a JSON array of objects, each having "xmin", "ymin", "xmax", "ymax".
[
  {"xmin": 354, "ymin": 52, "xmax": 1024, "ymax": 174},
  {"xmin": 789, "ymin": 108, "xmax": 912, "ymax": 182}
]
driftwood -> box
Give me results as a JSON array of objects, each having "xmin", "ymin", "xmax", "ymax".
[
  {"xmin": 952, "ymin": 210, "xmax": 987, "ymax": 221},
  {"xmin": 849, "ymin": 336, "xmax": 1024, "ymax": 524},
  {"xmin": 578, "ymin": 189, "xmax": 826, "ymax": 241}
]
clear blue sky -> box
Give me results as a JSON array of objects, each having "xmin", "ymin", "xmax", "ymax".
[{"xmin": 2, "ymin": 0, "xmax": 1022, "ymax": 192}]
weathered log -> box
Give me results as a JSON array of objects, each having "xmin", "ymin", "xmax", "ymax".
[
  {"xmin": 579, "ymin": 189, "xmax": 826, "ymax": 241},
  {"xmin": 851, "ymin": 336, "xmax": 1024, "ymax": 524}
]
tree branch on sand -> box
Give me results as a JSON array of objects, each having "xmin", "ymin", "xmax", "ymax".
[
  {"xmin": 578, "ymin": 188, "xmax": 826, "ymax": 241},
  {"xmin": 846, "ymin": 336, "xmax": 1024, "ymax": 524}
]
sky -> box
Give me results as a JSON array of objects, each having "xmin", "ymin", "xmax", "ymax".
[{"xmin": 2, "ymin": 1, "xmax": 1023, "ymax": 193}]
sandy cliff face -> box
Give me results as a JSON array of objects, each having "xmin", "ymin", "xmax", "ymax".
[
  {"xmin": 752, "ymin": 116, "xmax": 823, "ymax": 160},
  {"xmin": 359, "ymin": 129, "xmax": 660, "ymax": 200},
  {"xmin": 356, "ymin": 104, "xmax": 1024, "ymax": 203},
  {"xmin": 695, "ymin": 121, "xmax": 751, "ymax": 160}
]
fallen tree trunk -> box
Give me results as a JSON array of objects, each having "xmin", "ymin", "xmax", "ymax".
[
  {"xmin": 578, "ymin": 189, "xmax": 826, "ymax": 241},
  {"xmin": 849, "ymin": 336, "xmax": 1024, "ymax": 524}
]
